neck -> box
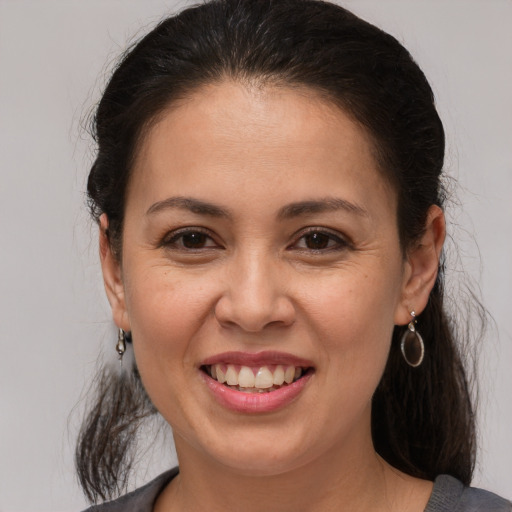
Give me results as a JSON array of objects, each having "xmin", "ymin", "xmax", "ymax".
[{"xmin": 154, "ymin": 420, "xmax": 431, "ymax": 512}]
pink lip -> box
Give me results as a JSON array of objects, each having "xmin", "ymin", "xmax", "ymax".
[
  {"xmin": 201, "ymin": 372, "xmax": 312, "ymax": 413},
  {"xmin": 201, "ymin": 350, "xmax": 314, "ymax": 367},
  {"xmin": 200, "ymin": 351, "xmax": 315, "ymax": 413}
]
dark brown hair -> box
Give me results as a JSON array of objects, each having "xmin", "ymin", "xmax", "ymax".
[{"xmin": 78, "ymin": 0, "xmax": 478, "ymax": 503}]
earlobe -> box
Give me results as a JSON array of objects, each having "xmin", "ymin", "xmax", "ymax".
[
  {"xmin": 99, "ymin": 214, "xmax": 131, "ymax": 332},
  {"xmin": 394, "ymin": 205, "xmax": 446, "ymax": 325}
]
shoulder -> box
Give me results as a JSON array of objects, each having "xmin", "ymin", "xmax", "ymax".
[
  {"xmin": 426, "ymin": 474, "xmax": 511, "ymax": 512},
  {"xmin": 81, "ymin": 467, "xmax": 179, "ymax": 512}
]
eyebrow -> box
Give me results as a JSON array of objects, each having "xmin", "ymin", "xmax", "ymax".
[
  {"xmin": 277, "ymin": 198, "xmax": 369, "ymax": 219},
  {"xmin": 146, "ymin": 195, "xmax": 368, "ymax": 219},
  {"xmin": 146, "ymin": 196, "xmax": 231, "ymax": 217}
]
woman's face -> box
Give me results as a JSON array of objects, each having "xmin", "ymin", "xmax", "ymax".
[{"xmin": 105, "ymin": 82, "xmax": 414, "ymax": 474}]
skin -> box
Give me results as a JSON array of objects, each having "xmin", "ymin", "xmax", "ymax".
[{"xmin": 100, "ymin": 81, "xmax": 445, "ymax": 511}]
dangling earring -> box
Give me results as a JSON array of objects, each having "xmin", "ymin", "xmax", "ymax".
[
  {"xmin": 116, "ymin": 328, "xmax": 127, "ymax": 363},
  {"xmin": 400, "ymin": 311, "xmax": 424, "ymax": 367}
]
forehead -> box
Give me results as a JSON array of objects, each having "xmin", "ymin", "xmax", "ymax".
[
  {"xmin": 129, "ymin": 81, "xmax": 395, "ymax": 216},
  {"xmin": 138, "ymin": 81, "xmax": 372, "ymax": 162}
]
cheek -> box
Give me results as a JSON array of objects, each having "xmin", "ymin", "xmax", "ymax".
[
  {"xmin": 123, "ymin": 266, "xmax": 216, "ymax": 363},
  {"xmin": 302, "ymin": 266, "xmax": 401, "ymax": 333},
  {"xmin": 121, "ymin": 266, "xmax": 221, "ymax": 424},
  {"xmin": 302, "ymin": 265, "xmax": 402, "ymax": 379}
]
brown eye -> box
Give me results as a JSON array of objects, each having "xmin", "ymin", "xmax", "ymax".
[
  {"xmin": 303, "ymin": 232, "xmax": 331, "ymax": 250},
  {"xmin": 181, "ymin": 232, "xmax": 209, "ymax": 248},
  {"xmin": 292, "ymin": 229, "xmax": 348, "ymax": 252},
  {"xmin": 163, "ymin": 229, "xmax": 218, "ymax": 250}
]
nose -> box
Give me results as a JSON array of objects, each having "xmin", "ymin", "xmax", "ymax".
[{"xmin": 214, "ymin": 251, "xmax": 296, "ymax": 333}]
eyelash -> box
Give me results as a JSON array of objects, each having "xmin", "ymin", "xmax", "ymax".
[
  {"xmin": 160, "ymin": 227, "xmax": 351, "ymax": 253},
  {"xmin": 289, "ymin": 227, "xmax": 351, "ymax": 253},
  {"xmin": 161, "ymin": 227, "xmax": 220, "ymax": 250}
]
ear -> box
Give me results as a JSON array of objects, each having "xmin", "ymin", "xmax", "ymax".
[
  {"xmin": 99, "ymin": 214, "xmax": 131, "ymax": 332},
  {"xmin": 394, "ymin": 205, "xmax": 446, "ymax": 325}
]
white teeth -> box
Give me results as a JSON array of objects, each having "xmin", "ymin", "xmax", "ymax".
[
  {"xmin": 216, "ymin": 365, "xmax": 226, "ymax": 384},
  {"xmin": 284, "ymin": 366, "xmax": 295, "ymax": 384},
  {"xmin": 238, "ymin": 387, "xmax": 256, "ymax": 393},
  {"xmin": 209, "ymin": 363, "xmax": 306, "ymax": 389},
  {"xmin": 273, "ymin": 365, "xmax": 285, "ymax": 386},
  {"xmin": 255, "ymin": 367, "xmax": 274, "ymax": 389},
  {"xmin": 238, "ymin": 366, "xmax": 255, "ymax": 388},
  {"xmin": 225, "ymin": 365, "xmax": 238, "ymax": 386}
]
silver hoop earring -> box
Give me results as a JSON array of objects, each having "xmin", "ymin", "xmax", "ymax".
[
  {"xmin": 400, "ymin": 311, "xmax": 424, "ymax": 367},
  {"xmin": 116, "ymin": 328, "xmax": 126, "ymax": 362}
]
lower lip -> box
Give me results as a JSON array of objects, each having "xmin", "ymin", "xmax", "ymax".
[{"xmin": 201, "ymin": 371, "xmax": 312, "ymax": 413}]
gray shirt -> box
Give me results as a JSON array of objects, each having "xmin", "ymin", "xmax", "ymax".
[{"xmin": 83, "ymin": 468, "xmax": 511, "ymax": 511}]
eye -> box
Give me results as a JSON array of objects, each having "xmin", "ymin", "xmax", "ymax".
[
  {"xmin": 162, "ymin": 229, "xmax": 219, "ymax": 250},
  {"xmin": 291, "ymin": 229, "xmax": 349, "ymax": 252}
]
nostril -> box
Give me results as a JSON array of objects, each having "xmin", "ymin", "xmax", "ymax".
[{"xmin": 214, "ymin": 294, "xmax": 296, "ymax": 333}]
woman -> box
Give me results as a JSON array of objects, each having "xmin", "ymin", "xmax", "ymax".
[{"xmin": 77, "ymin": 0, "xmax": 511, "ymax": 510}]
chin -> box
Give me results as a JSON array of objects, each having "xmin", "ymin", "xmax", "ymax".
[
  {"xmin": 186, "ymin": 424, "xmax": 320, "ymax": 477},
  {"xmin": 213, "ymin": 448, "xmax": 311, "ymax": 477}
]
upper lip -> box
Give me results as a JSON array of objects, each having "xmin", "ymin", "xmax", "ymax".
[{"xmin": 201, "ymin": 351, "xmax": 314, "ymax": 368}]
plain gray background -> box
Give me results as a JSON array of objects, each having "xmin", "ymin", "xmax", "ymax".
[{"xmin": 0, "ymin": 1, "xmax": 511, "ymax": 510}]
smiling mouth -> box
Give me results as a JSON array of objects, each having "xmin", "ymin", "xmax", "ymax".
[{"xmin": 201, "ymin": 364, "xmax": 312, "ymax": 393}]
